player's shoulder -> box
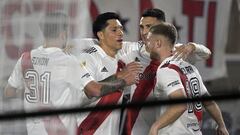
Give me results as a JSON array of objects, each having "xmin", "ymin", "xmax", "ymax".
[
  {"xmin": 77, "ymin": 48, "xmax": 100, "ymax": 64},
  {"xmin": 69, "ymin": 38, "xmax": 98, "ymax": 46},
  {"xmin": 49, "ymin": 52, "xmax": 78, "ymax": 67},
  {"xmin": 158, "ymin": 66, "xmax": 177, "ymax": 76},
  {"xmin": 158, "ymin": 58, "xmax": 180, "ymax": 75},
  {"xmin": 84, "ymin": 46, "xmax": 98, "ymax": 54},
  {"xmin": 68, "ymin": 38, "xmax": 98, "ymax": 54}
]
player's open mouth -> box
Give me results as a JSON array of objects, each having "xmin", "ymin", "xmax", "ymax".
[{"xmin": 117, "ymin": 39, "xmax": 123, "ymax": 42}]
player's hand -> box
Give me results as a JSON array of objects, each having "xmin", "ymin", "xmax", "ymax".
[
  {"xmin": 117, "ymin": 62, "xmax": 142, "ymax": 85},
  {"xmin": 148, "ymin": 123, "xmax": 158, "ymax": 135},
  {"xmin": 216, "ymin": 126, "xmax": 229, "ymax": 135},
  {"xmin": 172, "ymin": 42, "xmax": 196, "ymax": 60},
  {"xmin": 126, "ymin": 61, "xmax": 143, "ymax": 72}
]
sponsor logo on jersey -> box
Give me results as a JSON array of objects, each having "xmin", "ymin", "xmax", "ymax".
[
  {"xmin": 167, "ymin": 80, "xmax": 180, "ymax": 87},
  {"xmin": 85, "ymin": 47, "xmax": 97, "ymax": 54},
  {"xmin": 101, "ymin": 67, "xmax": 108, "ymax": 72},
  {"xmin": 138, "ymin": 72, "xmax": 155, "ymax": 80},
  {"xmin": 81, "ymin": 73, "xmax": 90, "ymax": 78},
  {"xmin": 186, "ymin": 122, "xmax": 200, "ymax": 131}
]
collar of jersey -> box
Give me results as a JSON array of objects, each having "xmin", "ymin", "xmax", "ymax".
[
  {"xmin": 159, "ymin": 56, "xmax": 175, "ymax": 67},
  {"xmin": 38, "ymin": 46, "xmax": 63, "ymax": 53},
  {"xmin": 94, "ymin": 45, "xmax": 116, "ymax": 59}
]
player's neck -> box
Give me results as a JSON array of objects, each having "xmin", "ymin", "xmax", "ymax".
[
  {"xmin": 44, "ymin": 40, "xmax": 63, "ymax": 49},
  {"xmin": 160, "ymin": 52, "xmax": 172, "ymax": 63},
  {"xmin": 99, "ymin": 42, "xmax": 117, "ymax": 58},
  {"xmin": 150, "ymin": 52, "xmax": 160, "ymax": 60}
]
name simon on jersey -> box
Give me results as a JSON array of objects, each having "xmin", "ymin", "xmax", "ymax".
[{"xmin": 32, "ymin": 57, "xmax": 49, "ymax": 66}]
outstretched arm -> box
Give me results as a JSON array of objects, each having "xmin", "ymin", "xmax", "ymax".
[{"xmin": 172, "ymin": 42, "xmax": 211, "ymax": 63}]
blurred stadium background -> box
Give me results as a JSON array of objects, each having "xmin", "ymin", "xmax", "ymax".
[{"xmin": 0, "ymin": 0, "xmax": 239, "ymax": 134}]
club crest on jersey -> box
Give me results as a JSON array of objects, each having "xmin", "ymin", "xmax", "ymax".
[
  {"xmin": 101, "ymin": 67, "xmax": 108, "ymax": 72},
  {"xmin": 80, "ymin": 61, "xmax": 86, "ymax": 67}
]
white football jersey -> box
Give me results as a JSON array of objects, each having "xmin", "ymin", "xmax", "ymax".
[
  {"xmin": 154, "ymin": 56, "xmax": 208, "ymax": 135},
  {"xmin": 119, "ymin": 41, "xmax": 210, "ymax": 135},
  {"xmin": 119, "ymin": 41, "xmax": 158, "ymax": 135},
  {"xmin": 69, "ymin": 38, "xmax": 211, "ymax": 135},
  {"xmin": 75, "ymin": 45, "xmax": 123, "ymax": 135},
  {"xmin": 8, "ymin": 46, "xmax": 94, "ymax": 135},
  {"xmin": 69, "ymin": 38, "xmax": 211, "ymax": 64}
]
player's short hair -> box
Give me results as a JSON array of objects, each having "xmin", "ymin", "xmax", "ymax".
[
  {"xmin": 141, "ymin": 8, "xmax": 166, "ymax": 22},
  {"xmin": 149, "ymin": 22, "xmax": 177, "ymax": 46},
  {"xmin": 40, "ymin": 12, "xmax": 68, "ymax": 39},
  {"xmin": 92, "ymin": 12, "xmax": 120, "ymax": 40}
]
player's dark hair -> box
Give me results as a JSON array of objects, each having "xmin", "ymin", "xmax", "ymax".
[
  {"xmin": 149, "ymin": 22, "xmax": 177, "ymax": 46},
  {"xmin": 92, "ymin": 12, "xmax": 120, "ymax": 40},
  {"xmin": 40, "ymin": 12, "xmax": 68, "ymax": 39},
  {"xmin": 141, "ymin": 8, "xmax": 166, "ymax": 22}
]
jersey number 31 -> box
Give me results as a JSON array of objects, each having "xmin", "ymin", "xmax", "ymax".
[{"xmin": 24, "ymin": 70, "xmax": 51, "ymax": 104}]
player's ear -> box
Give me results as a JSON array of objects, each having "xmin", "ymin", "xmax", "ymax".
[
  {"xmin": 97, "ymin": 31, "xmax": 104, "ymax": 40},
  {"xmin": 156, "ymin": 39, "xmax": 162, "ymax": 48}
]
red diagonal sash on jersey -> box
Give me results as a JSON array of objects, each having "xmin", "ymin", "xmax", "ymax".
[
  {"xmin": 21, "ymin": 52, "xmax": 33, "ymax": 74},
  {"xmin": 77, "ymin": 61, "xmax": 126, "ymax": 135},
  {"xmin": 123, "ymin": 60, "xmax": 160, "ymax": 135},
  {"xmin": 21, "ymin": 52, "xmax": 68, "ymax": 135},
  {"xmin": 161, "ymin": 63, "xmax": 203, "ymax": 124}
]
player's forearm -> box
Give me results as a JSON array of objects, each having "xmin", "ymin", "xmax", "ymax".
[
  {"xmin": 154, "ymin": 104, "xmax": 186, "ymax": 130},
  {"xmin": 98, "ymin": 74, "xmax": 127, "ymax": 96},
  {"xmin": 84, "ymin": 78, "xmax": 126, "ymax": 98},
  {"xmin": 99, "ymin": 79, "xmax": 126, "ymax": 96},
  {"xmin": 99, "ymin": 74, "xmax": 118, "ymax": 83},
  {"xmin": 4, "ymin": 84, "xmax": 17, "ymax": 98},
  {"xmin": 203, "ymin": 101, "xmax": 226, "ymax": 127}
]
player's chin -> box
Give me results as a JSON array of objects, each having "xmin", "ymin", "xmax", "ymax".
[
  {"xmin": 116, "ymin": 41, "xmax": 123, "ymax": 48},
  {"xmin": 116, "ymin": 44, "xmax": 122, "ymax": 50}
]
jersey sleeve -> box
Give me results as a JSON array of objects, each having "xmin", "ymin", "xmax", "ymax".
[
  {"xmin": 71, "ymin": 53, "xmax": 100, "ymax": 104},
  {"xmin": 68, "ymin": 38, "xmax": 98, "ymax": 56},
  {"xmin": 175, "ymin": 43, "xmax": 211, "ymax": 64},
  {"xmin": 8, "ymin": 55, "xmax": 24, "ymax": 89},
  {"xmin": 77, "ymin": 53, "xmax": 98, "ymax": 78},
  {"xmin": 66, "ymin": 55, "xmax": 94, "ymax": 91},
  {"xmin": 156, "ymin": 68, "xmax": 185, "ymax": 96}
]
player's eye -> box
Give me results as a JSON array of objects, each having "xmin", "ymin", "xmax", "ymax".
[{"xmin": 111, "ymin": 29, "xmax": 117, "ymax": 32}]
